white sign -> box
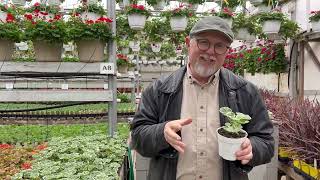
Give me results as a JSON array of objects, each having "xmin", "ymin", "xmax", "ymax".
[
  {"xmin": 61, "ymin": 84, "xmax": 69, "ymax": 90},
  {"xmin": 103, "ymin": 84, "xmax": 109, "ymax": 89},
  {"xmin": 5, "ymin": 83, "xmax": 14, "ymax": 90},
  {"xmin": 100, "ymin": 63, "xmax": 115, "ymax": 74}
]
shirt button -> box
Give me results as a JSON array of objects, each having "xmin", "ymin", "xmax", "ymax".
[
  {"xmin": 201, "ymin": 87, "xmax": 204, "ymax": 90},
  {"xmin": 200, "ymin": 106, "xmax": 204, "ymax": 109},
  {"xmin": 200, "ymin": 152, "xmax": 204, "ymax": 156},
  {"xmin": 199, "ymin": 175, "xmax": 203, "ymax": 179},
  {"xmin": 200, "ymin": 128, "xmax": 203, "ymax": 132}
]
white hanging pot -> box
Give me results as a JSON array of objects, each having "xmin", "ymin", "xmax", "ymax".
[
  {"xmin": 235, "ymin": 28, "xmax": 256, "ymax": 41},
  {"xmin": 11, "ymin": 0, "xmax": 26, "ymax": 6},
  {"xmin": 153, "ymin": 0, "xmax": 166, "ymax": 10},
  {"xmin": 128, "ymin": 14, "xmax": 146, "ymax": 30},
  {"xmin": 249, "ymin": 0, "xmax": 263, "ymax": 6},
  {"xmin": 256, "ymin": 4, "xmax": 272, "ymax": 13},
  {"xmin": 311, "ymin": 20, "xmax": 320, "ymax": 32},
  {"xmin": 81, "ymin": 12, "xmax": 100, "ymax": 21},
  {"xmin": 129, "ymin": 40, "xmax": 140, "ymax": 52},
  {"xmin": 216, "ymin": 127, "xmax": 248, "ymax": 161},
  {"xmin": 0, "ymin": 11, "xmax": 7, "ymax": 23},
  {"xmin": 262, "ymin": 20, "xmax": 281, "ymax": 34},
  {"xmin": 189, "ymin": 3, "xmax": 198, "ymax": 11},
  {"xmin": 223, "ymin": 18, "xmax": 233, "ymax": 28},
  {"xmin": 123, "ymin": 0, "xmax": 130, "ymax": 7},
  {"xmin": 121, "ymin": 47, "xmax": 130, "ymax": 54},
  {"xmin": 47, "ymin": 0, "xmax": 61, "ymax": 5},
  {"xmin": 170, "ymin": 16, "xmax": 188, "ymax": 32},
  {"xmin": 87, "ymin": 0, "xmax": 98, "ymax": 5},
  {"xmin": 151, "ymin": 43, "xmax": 162, "ymax": 53}
]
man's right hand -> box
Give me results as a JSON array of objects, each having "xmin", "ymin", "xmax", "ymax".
[{"xmin": 164, "ymin": 118, "xmax": 192, "ymax": 154}]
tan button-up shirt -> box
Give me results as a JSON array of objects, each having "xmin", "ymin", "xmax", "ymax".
[{"xmin": 176, "ymin": 67, "xmax": 222, "ymax": 180}]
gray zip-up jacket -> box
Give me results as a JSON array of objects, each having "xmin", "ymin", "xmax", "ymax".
[{"xmin": 130, "ymin": 67, "xmax": 274, "ymax": 180}]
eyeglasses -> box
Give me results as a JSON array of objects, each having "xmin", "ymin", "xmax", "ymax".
[{"xmin": 194, "ymin": 38, "xmax": 230, "ymax": 55}]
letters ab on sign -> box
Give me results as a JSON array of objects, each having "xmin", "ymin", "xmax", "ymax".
[{"xmin": 100, "ymin": 63, "xmax": 115, "ymax": 74}]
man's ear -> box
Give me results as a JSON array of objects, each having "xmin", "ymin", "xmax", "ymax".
[{"xmin": 185, "ymin": 36, "xmax": 191, "ymax": 47}]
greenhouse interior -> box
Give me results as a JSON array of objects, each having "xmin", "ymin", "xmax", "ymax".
[{"xmin": 0, "ymin": 0, "xmax": 319, "ymax": 179}]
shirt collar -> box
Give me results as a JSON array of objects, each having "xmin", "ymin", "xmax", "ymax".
[{"xmin": 187, "ymin": 63, "xmax": 220, "ymax": 87}]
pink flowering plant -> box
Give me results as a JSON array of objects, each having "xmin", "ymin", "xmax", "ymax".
[
  {"xmin": 161, "ymin": 4, "xmax": 194, "ymax": 18},
  {"xmin": 309, "ymin": 10, "xmax": 320, "ymax": 22},
  {"xmin": 125, "ymin": 4, "xmax": 150, "ymax": 16},
  {"xmin": 211, "ymin": 7, "xmax": 234, "ymax": 19}
]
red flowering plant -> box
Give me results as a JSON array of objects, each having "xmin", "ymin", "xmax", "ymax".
[
  {"xmin": 309, "ymin": 10, "xmax": 320, "ymax": 22},
  {"xmin": 23, "ymin": 2, "xmax": 67, "ymax": 43},
  {"xmin": 67, "ymin": 10, "xmax": 113, "ymax": 42},
  {"xmin": 0, "ymin": 5, "xmax": 23, "ymax": 42},
  {"xmin": 117, "ymin": 53, "xmax": 132, "ymax": 67},
  {"xmin": 74, "ymin": 4, "xmax": 106, "ymax": 16},
  {"xmin": 125, "ymin": 4, "xmax": 151, "ymax": 16},
  {"xmin": 161, "ymin": 4, "xmax": 195, "ymax": 19},
  {"xmin": 211, "ymin": 7, "xmax": 234, "ymax": 19}
]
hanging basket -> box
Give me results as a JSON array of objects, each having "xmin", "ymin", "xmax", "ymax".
[
  {"xmin": 150, "ymin": 43, "xmax": 162, "ymax": 53},
  {"xmin": 81, "ymin": 12, "xmax": 100, "ymax": 21},
  {"xmin": 33, "ymin": 41, "xmax": 63, "ymax": 62},
  {"xmin": 11, "ymin": 0, "xmax": 26, "ymax": 6},
  {"xmin": 0, "ymin": 11, "xmax": 6, "ymax": 22},
  {"xmin": 0, "ymin": 39, "xmax": 14, "ymax": 61},
  {"xmin": 311, "ymin": 20, "xmax": 320, "ymax": 32},
  {"xmin": 16, "ymin": 42, "xmax": 29, "ymax": 51},
  {"xmin": 249, "ymin": 0, "xmax": 263, "ymax": 6},
  {"xmin": 170, "ymin": 16, "xmax": 188, "ymax": 32},
  {"xmin": 256, "ymin": 4, "xmax": 272, "ymax": 13},
  {"xmin": 129, "ymin": 41, "xmax": 140, "ymax": 52},
  {"xmin": 153, "ymin": 0, "xmax": 166, "ymax": 10},
  {"xmin": 262, "ymin": 20, "xmax": 281, "ymax": 34},
  {"xmin": 128, "ymin": 14, "xmax": 146, "ymax": 30},
  {"xmin": 77, "ymin": 40, "xmax": 105, "ymax": 62},
  {"xmin": 235, "ymin": 28, "xmax": 256, "ymax": 41}
]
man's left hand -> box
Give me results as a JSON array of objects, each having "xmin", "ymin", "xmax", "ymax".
[{"xmin": 235, "ymin": 138, "xmax": 253, "ymax": 165}]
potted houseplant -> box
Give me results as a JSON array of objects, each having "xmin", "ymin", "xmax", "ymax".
[
  {"xmin": 216, "ymin": 107, "xmax": 251, "ymax": 160},
  {"xmin": 232, "ymin": 13, "xmax": 259, "ymax": 41},
  {"xmin": 257, "ymin": 11, "xmax": 284, "ymax": 34},
  {"xmin": 279, "ymin": 18, "xmax": 300, "ymax": 40},
  {"xmin": 74, "ymin": 4, "xmax": 106, "ymax": 21},
  {"xmin": 186, "ymin": 0, "xmax": 205, "ymax": 11},
  {"xmin": 24, "ymin": 3, "xmax": 67, "ymax": 62},
  {"xmin": 144, "ymin": 18, "xmax": 170, "ymax": 53},
  {"xmin": 125, "ymin": 4, "xmax": 150, "ymax": 30},
  {"xmin": 309, "ymin": 10, "xmax": 320, "ymax": 32},
  {"xmin": 211, "ymin": 7, "xmax": 234, "ymax": 27},
  {"xmin": 68, "ymin": 14, "xmax": 113, "ymax": 62},
  {"xmin": 146, "ymin": 0, "xmax": 167, "ymax": 10},
  {"xmin": 117, "ymin": 53, "xmax": 131, "ymax": 73},
  {"xmin": 161, "ymin": 5, "xmax": 194, "ymax": 32},
  {"xmin": 0, "ymin": 6, "xmax": 23, "ymax": 61}
]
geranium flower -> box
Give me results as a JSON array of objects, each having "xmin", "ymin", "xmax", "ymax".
[
  {"xmin": 6, "ymin": 13, "xmax": 15, "ymax": 23},
  {"xmin": 21, "ymin": 162, "xmax": 32, "ymax": 170},
  {"xmin": 0, "ymin": 144, "xmax": 12, "ymax": 149},
  {"xmin": 24, "ymin": 14, "xmax": 33, "ymax": 21}
]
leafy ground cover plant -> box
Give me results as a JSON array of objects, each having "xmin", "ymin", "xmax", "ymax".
[{"xmin": 218, "ymin": 107, "xmax": 251, "ymax": 138}]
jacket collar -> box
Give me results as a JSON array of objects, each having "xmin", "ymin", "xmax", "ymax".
[{"xmin": 158, "ymin": 66, "xmax": 247, "ymax": 93}]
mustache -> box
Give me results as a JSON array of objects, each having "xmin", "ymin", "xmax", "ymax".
[{"xmin": 199, "ymin": 54, "xmax": 215, "ymax": 61}]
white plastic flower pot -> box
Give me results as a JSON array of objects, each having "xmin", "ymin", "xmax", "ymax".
[
  {"xmin": 15, "ymin": 42, "xmax": 29, "ymax": 51},
  {"xmin": 128, "ymin": 14, "xmax": 146, "ymax": 30},
  {"xmin": 11, "ymin": 0, "xmax": 26, "ymax": 6},
  {"xmin": 189, "ymin": 3, "xmax": 198, "ymax": 11},
  {"xmin": 256, "ymin": 4, "xmax": 272, "ymax": 13},
  {"xmin": 47, "ymin": 0, "xmax": 61, "ymax": 5},
  {"xmin": 151, "ymin": 43, "xmax": 162, "ymax": 53},
  {"xmin": 235, "ymin": 28, "xmax": 256, "ymax": 41},
  {"xmin": 249, "ymin": 0, "xmax": 263, "ymax": 6},
  {"xmin": 223, "ymin": 18, "xmax": 233, "ymax": 28},
  {"xmin": 170, "ymin": 16, "xmax": 188, "ymax": 32},
  {"xmin": 153, "ymin": 0, "xmax": 166, "ymax": 10},
  {"xmin": 0, "ymin": 11, "xmax": 7, "ymax": 23},
  {"xmin": 262, "ymin": 20, "xmax": 281, "ymax": 34},
  {"xmin": 216, "ymin": 127, "xmax": 248, "ymax": 161},
  {"xmin": 81, "ymin": 12, "xmax": 100, "ymax": 21},
  {"xmin": 311, "ymin": 20, "xmax": 320, "ymax": 32},
  {"xmin": 129, "ymin": 41, "xmax": 140, "ymax": 52},
  {"xmin": 121, "ymin": 47, "xmax": 129, "ymax": 54}
]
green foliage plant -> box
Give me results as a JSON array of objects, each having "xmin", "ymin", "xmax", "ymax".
[{"xmin": 219, "ymin": 107, "xmax": 251, "ymax": 134}]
